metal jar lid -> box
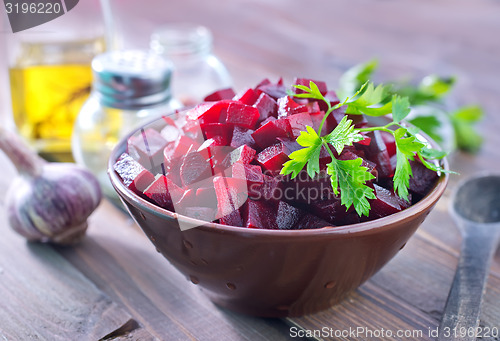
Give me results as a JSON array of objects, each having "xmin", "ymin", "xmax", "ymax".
[{"xmin": 92, "ymin": 50, "xmax": 173, "ymax": 109}]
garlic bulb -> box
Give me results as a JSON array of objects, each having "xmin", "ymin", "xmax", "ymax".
[{"xmin": 0, "ymin": 128, "xmax": 102, "ymax": 244}]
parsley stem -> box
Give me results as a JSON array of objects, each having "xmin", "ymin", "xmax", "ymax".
[
  {"xmin": 357, "ymin": 122, "xmax": 398, "ymax": 134},
  {"xmin": 317, "ymin": 103, "xmax": 333, "ymax": 136}
]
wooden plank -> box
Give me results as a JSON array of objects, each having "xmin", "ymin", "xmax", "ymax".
[
  {"xmin": 0, "ymin": 207, "xmax": 155, "ymax": 341},
  {"xmin": 56, "ymin": 201, "xmax": 303, "ymax": 341}
]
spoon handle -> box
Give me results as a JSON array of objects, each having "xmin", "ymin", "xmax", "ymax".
[{"xmin": 438, "ymin": 229, "xmax": 500, "ymax": 341}]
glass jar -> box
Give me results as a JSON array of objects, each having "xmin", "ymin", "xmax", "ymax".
[
  {"xmin": 150, "ymin": 23, "xmax": 232, "ymax": 106},
  {"xmin": 5, "ymin": 0, "xmax": 108, "ymax": 162},
  {"xmin": 72, "ymin": 50, "xmax": 180, "ymax": 199}
]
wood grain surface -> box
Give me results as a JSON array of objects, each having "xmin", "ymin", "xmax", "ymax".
[{"xmin": 1, "ymin": 0, "xmax": 500, "ymax": 340}]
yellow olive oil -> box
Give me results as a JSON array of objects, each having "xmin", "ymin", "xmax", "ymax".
[{"xmin": 9, "ymin": 64, "xmax": 93, "ymax": 161}]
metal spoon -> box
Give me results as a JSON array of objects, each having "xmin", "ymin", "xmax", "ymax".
[{"xmin": 438, "ymin": 173, "xmax": 500, "ymax": 340}]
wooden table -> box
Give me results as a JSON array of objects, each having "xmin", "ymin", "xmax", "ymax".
[{"xmin": 1, "ymin": 0, "xmax": 500, "ymax": 340}]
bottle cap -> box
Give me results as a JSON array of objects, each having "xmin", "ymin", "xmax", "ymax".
[{"xmin": 92, "ymin": 50, "xmax": 173, "ymax": 109}]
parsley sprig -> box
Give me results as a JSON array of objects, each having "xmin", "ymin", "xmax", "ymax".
[{"xmin": 281, "ymin": 81, "xmax": 454, "ymax": 217}]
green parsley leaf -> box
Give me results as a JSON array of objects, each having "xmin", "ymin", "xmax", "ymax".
[
  {"xmin": 345, "ymin": 82, "xmax": 393, "ymax": 117},
  {"xmin": 407, "ymin": 115, "xmax": 443, "ymax": 143},
  {"xmin": 391, "ymin": 95, "xmax": 411, "ymax": 123},
  {"xmin": 338, "ymin": 59, "xmax": 378, "ymax": 99},
  {"xmin": 393, "ymin": 128, "xmax": 426, "ymax": 199},
  {"xmin": 281, "ymin": 126, "xmax": 322, "ymax": 178},
  {"xmin": 419, "ymin": 147, "xmax": 447, "ymax": 160},
  {"xmin": 323, "ymin": 116, "xmax": 363, "ymax": 154},
  {"xmin": 327, "ymin": 158, "xmax": 375, "ymax": 217}
]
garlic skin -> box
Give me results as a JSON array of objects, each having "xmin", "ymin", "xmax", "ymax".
[{"xmin": 0, "ymin": 128, "xmax": 102, "ymax": 244}]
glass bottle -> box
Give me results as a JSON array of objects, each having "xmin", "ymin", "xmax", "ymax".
[
  {"xmin": 5, "ymin": 0, "xmax": 108, "ymax": 162},
  {"xmin": 150, "ymin": 23, "xmax": 232, "ymax": 106},
  {"xmin": 72, "ymin": 50, "xmax": 180, "ymax": 199}
]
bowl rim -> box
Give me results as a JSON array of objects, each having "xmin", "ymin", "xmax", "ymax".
[{"xmin": 108, "ymin": 112, "xmax": 449, "ymax": 238}]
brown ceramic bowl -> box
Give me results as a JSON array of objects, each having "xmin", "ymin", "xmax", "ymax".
[{"xmin": 108, "ymin": 116, "xmax": 448, "ymax": 317}]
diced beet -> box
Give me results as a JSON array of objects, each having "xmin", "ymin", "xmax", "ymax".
[
  {"xmin": 381, "ymin": 131, "xmax": 396, "ymax": 157},
  {"xmin": 317, "ymin": 90, "xmax": 340, "ymax": 112},
  {"xmin": 254, "ymin": 78, "xmax": 271, "ymax": 89},
  {"xmin": 286, "ymin": 112, "xmax": 314, "ymax": 138},
  {"xmin": 144, "ymin": 175, "xmax": 182, "ymax": 211},
  {"xmin": 362, "ymin": 131, "xmax": 393, "ymax": 178},
  {"xmin": 256, "ymin": 143, "xmax": 289, "ymax": 174},
  {"xmin": 248, "ymin": 174, "xmax": 281, "ymax": 202},
  {"xmin": 293, "ymin": 78, "xmax": 328, "ymax": 95},
  {"xmin": 309, "ymin": 198, "xmax": 347, "ymax": 224},
  {"xmin": 195, "ymin": 187, "xmax": 218, "ymax": 207},
  {"xmin": 339, "ymin": 151, "xmax": 377, "ymax": 177},
  {"xmin": 128, "ymin": 128, "xmax": 168, "ymax": 168},
  {"xmin": 277, "ymin": 138, "xmax": 302, "ymax": 154},
  {"xmin": 256, "ymin": 78, "xmax": 287, "ymax": 100},
  {"xmin": 201, "ymin": 122, "xmax": 233, "ymax": 145},
  {"xmin": 242, "ymin": 200, "xmax": 278, "ymax": 229},
  {"xmin": 187, "ymin": 100, "xmax": 234, "ymax": 124},
  {"xmin": 277, "ymin": 96, "xmax": 308, "ymax": 118},
  {"xmin": 174, "ymin": 187, "xmax": 197, "ymax": 208},
  {"xmin": 251, "ymin": 119, "xmax": 292, "ymax": 149},
  {"xmin": 368, "ymin": 184, "xmax": 403, "ymax": 219},
  {"xmin": 276, "ymin": 201, "xmax": 303, "ymax": 230},
  {"xmin": 409, "ymin": 160, "xmax": 439, "ymax": 197},
  {"xmin": 355, "ymin": 134, "xmax": 372, "ymax": 146},
  {"xmin": 225, "ymin": 102, "xmax": 260, "ymax": 129},
  {"xmin": 233, "ymin": 88, "xmax": 262, "ymax": 105},
  {"xmin": 283, "ymin": 170, "xmax": 336, "ymax": 205},
  {"xmin": 184, "ymin": 207, "xmax": 217, "ymax": 222},
  {"xmin": 213, "ymin": 177, "xmax": 248, "ymax": 219},
  {"xmin": 253, "ymin": 92, "xmax": 278, "ymax": 122},
  {"xmin": 231, "ymin": 163, "xmax": 264, "ymax": 186},
  {"xmin": 114, "ymin": 153, "xmax": 155, "ymax": 195},
  {"xmin": 222, "ymin": 145, "xmax": 257, "ymax": 167},
  {"xmin": 219, "ymin": 209, "xmax": 244, "ymax": 227},
  {"xmin": 230, "ymin": 126, "xmax": 258, "ymax": 150},
  {"xmin": 306, "ymin": 101, "xmax": 321, "ymax": 114},
  {"xmin": 164, "ymin": 135, "xmax": 202, "ymax": 162},
  {"xmin": 204, "ymin": 88, "xmax": 236, "ymax": 101},
  {"xmin": 179, "ymin": 145, "xmax": 213, "ymax": 186},
  {"xmin": 294, "ymin": 214, "xmax": 332, "ymax": 229}
]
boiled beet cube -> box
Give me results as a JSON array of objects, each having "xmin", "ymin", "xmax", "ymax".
[
  {"xmin": 164, "ymin": 135, "xmax": 202, "ymax": 162},
  {"xmin": 160, "ymin": 117, "xmax": 182, "ymax": 143},
  {"xmin": 368, "ymin": 184, "xmax": 403, "ymax": 219},
  {"xmin": 222, "ymin": 145, "xmax": 257, "ymax": 168},
  {"xmin": 294, "ymin": 214, "xmax": 332, "ymax": 229},
  {"xmin": 317, "ymin": 90, "xmax": 340, "ymax": 112},
  {"xmin": 409, "ymin": 160, "xmax": 439, "ymax": 197},
  {"xmin": 184, "ymin": 206, "xmax": 217, "ymax": 222},
  {"xmin": 233, "ymin": 88, "xmax": 262, "ymax": 105},
  {"xmin": 195, "ymin": 187, "xmax": 218, "ymax": 208},
  {"xmin": 256, "ymin": 143, "xmax": 289, "ymax": 174},
  {"xmin": 179, "ymin": 145, "xmax": 213, "ymax": 186},
  {"xmin": 277, "ymin": 96, "xmax": 308, "ymax": 118},
  {"xmin": 251, "ymin": 119, "xmax": 292, "ymax": 149},
  {"xmin": 213, "ymin": 176, "xmax": 248, "ymax": 219},
  {"xmin": 256, "ymin": 78, "xmax": 287, "ymax": 100},
  {"xmin": 286, "ymin": 112, "xmax": 314, "ymax": 138},
  {"xmin": 174, "ymin": 187, "xmax": 197, "ymax": 208},
  {"xmin": 201, "ymin": 122, "xmax": 233, "ymax": 145},
  {"xmin": 355, "ymin": 134, "xmax": 372, "ymax": 146},
  {"xmin": 283, "ymin": 169, "xmax": 336, "ymax": 204},
  {"xmin": 309, "ymin": 197, "xmax": 347, "ymax": 224},
  {"xmin": 230, "ymin": 126, "xmax": 258, "ymax": 150},
  {"xmin": 248, "ymin": 174, "xmax": 281, "ymax": 202},
  {"xmin": 276, "ymin": 201, "xmax": 303, "ymax": 230},
  {"xmin": 231, "ymin": 163, "xmax": 264, "ymax": 186},
  {"xmin": 381, "ymin": 131, "xmax": 396, "ymax": 157},
  {"xmin": 114, "ymin": 153, "xmax": 155, "ymax": 195},
  {"xmin": 226, "ymin": 102, "xmax": 260, "ymax": 129},
  {"xmin": 144, "ymin": 175, "xmax": 182, "ymax": 211},
  {"xmin": 277, "ymin": 138, "xmax": 302, "ymax": 154},
  {"xmin": 254, "ymin": 78, "xmax": 271, "ymax": 89},
  {"xmin": 253, "ymin": 92, "xmax": 278, "ymax": 122},
  {"xmin": 293, "ymin": 78, "xmax": 328, "ymax": 95},
  {"xmin": 339, "ymin": 151, "xmax": 377, "ymax": 177},
  {"xmin": 242, "ymin": 200, "xmax": 278, "ymax": 229},
  {"xmin": 362, "ymin": 131, "xmax": 394, "ymax": 178},
  {"xmin": 128, "ymin": 128, "xmax": 168, "ymax": 168},
  {"xmin": 219, "ymin": 209, "xmax": 244, "ymax": 227},
  {"xmin": 204, "ymin": 88, "xmax": 236, "ymax": 101},
  {"xmin": 306, "ymin": 101, "xmax": 321, "ymax": 114},
  {"xmin": 187, "ymin": 100, "xmax": 234, "ymax": 124}
]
